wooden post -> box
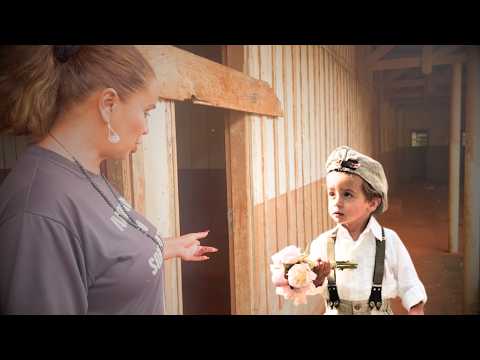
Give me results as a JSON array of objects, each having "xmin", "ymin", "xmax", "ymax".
[
  {"xmin": 224, "ymin": 46, "xmax": 254, "ymax": 314},
  {"xmin": 449, "ymin": 62, "xmax": 462, "ymax": 253},
  {"xmin": 422, "ymin": 46, "xmax": 433, "ymax": 75},
  {"xmin": 463, "ymin": 46, "xmax": 480, "ymax": 314}
]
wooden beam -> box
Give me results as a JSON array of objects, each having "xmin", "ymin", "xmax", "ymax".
[
  {"xmin": 434, "ymin": 45, "xmax": 463, "ymax": 58},
  {"xmin": 370, "ymin": 53, "xmax": 467, "ymax": 71},
  {"xmin": 433, "ymin": 53, "xmax": 467, "ymax": 65},
  {"xmin": 390, "ymin": 97, "xmax": 450, "ymax": 106},
  {"xmin": 388, "ymin": 79, "xmax": 425, "ymax": 88},
  {"xmin": 136, "ymin": 45, "xmax": 283, "ymax": 117},
  {"xmin": 425, "ymin": 74, "xmax": 434, "ymax": 96},
  {"xmin": 384, "ymin": 69, "xmax": 410, "ymax": 83},
  {"xmin": 368, "ymin": 45, "xmax": 396, "ymax": 64},
  {"xmin": 371, "ymin": 57, "xmax": 421, "ymax": 71},
  {"xmin": 385, "ymin": 68, "xmax": 451, "ymax": 91},
  {"xmin": 386, "ymin": 87, "xmax": 449, "ymax": 99},
  {"xmin": 422, "ymin": 46, "xmax": 433, "ymax": 75},
  {"xmin": 381, "ymin": 69, "xmax": 414, "ymax": 91}
]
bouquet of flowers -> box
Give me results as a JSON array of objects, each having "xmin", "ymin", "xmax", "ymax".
[{"xmin": 270, "ymin": 245, "xmax": 357, "ymax": 306}]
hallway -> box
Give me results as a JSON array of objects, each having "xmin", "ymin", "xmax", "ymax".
[{"xmin": 378, "ymin": 181, "xmax": 464, "ymax": 314}]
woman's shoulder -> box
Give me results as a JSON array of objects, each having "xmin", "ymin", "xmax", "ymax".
[{"xmin": 0, "ymin": 148, "xmax": 86, "ymax": 223}]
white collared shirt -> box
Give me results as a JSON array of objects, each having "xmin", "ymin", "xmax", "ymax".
[{"xmin": 308, "ymin": 216, "xmax": 427, "ymax": 312}]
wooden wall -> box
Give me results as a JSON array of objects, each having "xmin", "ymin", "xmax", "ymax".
[
  {"xmin": 98, "ymin": 96, "xmax": 183, "ymax": 315},
  {"xmin": 378, "ymin": 98, "xmax": 399, "ymax": 194},
  {"xmin": 395, "ymin": 101, "xmax": 450, "ymax": 185},
  {"xmin": 0, "ymin": 45, "xmax": 382, "ymax": 315},
  {"xmin": 0, "ymin": 135, "xmax": 30, "ymax": 183},
  {"xmin": 138, "ymin": 99, "xmax": 182, "ymax": 314},
  {"xmin": 242, "ymin": 45, "xmax": 377, "ymax": 314}
]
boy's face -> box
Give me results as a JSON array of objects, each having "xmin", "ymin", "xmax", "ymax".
[{"xmin": 326, "ymin": 171, "xmax": 379, "ymax": 231}]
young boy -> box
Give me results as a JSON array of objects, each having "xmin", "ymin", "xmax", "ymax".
[{"xmin": 309, "ymin": 146, "xmax": 427, "ymax": 315}]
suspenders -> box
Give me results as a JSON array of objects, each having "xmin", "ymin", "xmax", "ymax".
[
  {"xmin": 326, "ymin": 235, "xmax": 340, "ymax": 308},
  {"xmin": 368, "ymin": 229, "xmax": 386, "ymax": 310},
  {"xmin": 326, "ymin": 227, "xmax": 386, "ymax": 310}
]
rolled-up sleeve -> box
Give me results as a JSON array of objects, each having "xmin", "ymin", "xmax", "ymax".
[{"xmin": 393, "ymin": 232, "xmax": 428, "ymax": 310}]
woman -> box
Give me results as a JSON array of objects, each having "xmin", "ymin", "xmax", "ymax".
[{"xmin": 0, "ymin": 45, "xmax": 218, "ymax": 314}]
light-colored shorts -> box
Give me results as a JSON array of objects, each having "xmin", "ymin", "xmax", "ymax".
[{"xmin": 325, "ymin": 299, "xmax": 393, "ymax": 315}]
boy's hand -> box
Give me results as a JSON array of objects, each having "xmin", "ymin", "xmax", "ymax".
[
  {"xmin": 312, "ymin": 260, "xmax": 331, "ymax": 287},
  {"xmin": 408, "ymin": 301, "xmax": 425, "ymax": 315}
]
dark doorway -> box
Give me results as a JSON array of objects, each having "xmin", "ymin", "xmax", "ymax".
[{"xmin": 174, "ymin": 45, "xmax": 231, "ymax": 314}]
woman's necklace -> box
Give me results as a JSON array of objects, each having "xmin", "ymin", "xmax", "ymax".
[{"xmin": 48, "ymin": 133, "xmax": 164, "ymax": 253}]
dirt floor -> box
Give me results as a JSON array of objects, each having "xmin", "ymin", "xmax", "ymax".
[{"xmin": 377, "ymin": 181, "xmax": 464, "ymax": 315}]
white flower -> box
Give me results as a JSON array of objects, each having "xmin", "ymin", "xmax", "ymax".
[
  {"xmin": 271, "ymin": 245, "xmax": 303, "ymax": 265},
  {"xmin": 270, "ymin": 264, "xmax": 288, "ymax": 286},
  {"xmin": 287, "ymin": 263, "xmax": 317, "ymax": 289}
]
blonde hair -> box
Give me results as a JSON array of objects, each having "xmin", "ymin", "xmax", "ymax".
[{"xmin": 0, "ymin": 45, "xmax": 156, "ymax": 138}]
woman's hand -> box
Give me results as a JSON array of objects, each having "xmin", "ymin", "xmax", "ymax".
[
  {"xmin": 408, "ymin": 301, "xmax": 425, "ymax": 315},
  {"xmin": 312, "ymin": 260, "xmax": 331, "ymax": 287},
  {"xmin": 164, "ymin": 230, "xmax": 218, "ymax": 261}
]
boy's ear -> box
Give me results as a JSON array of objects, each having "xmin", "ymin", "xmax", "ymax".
[{"xmin": 370, "ymin": 197, "xmax": 382, "ymax": 213}]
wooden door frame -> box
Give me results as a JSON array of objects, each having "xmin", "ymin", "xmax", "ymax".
[
  {"xmin": 105, "ymin": 45, "xmax": 271, "ymax": 314},
  {"xmin": 222, "ymin": 45, "xmax": 255, "ymax": 314}
]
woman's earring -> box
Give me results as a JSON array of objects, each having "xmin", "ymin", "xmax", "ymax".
[{"xmin": 107, "ymin": 120, "xmax": 120, "ymax": 144}]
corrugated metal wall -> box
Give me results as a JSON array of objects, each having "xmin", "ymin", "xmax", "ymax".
[{"xmin": 243, "ymin": 45, "xmax": 378, "ymax": 314}]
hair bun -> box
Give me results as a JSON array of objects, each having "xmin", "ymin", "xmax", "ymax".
[{"xmin": 53, "ymin": 45, "xmax": 81, "ymax": 63}]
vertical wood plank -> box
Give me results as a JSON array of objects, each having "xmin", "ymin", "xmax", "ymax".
[
  {"xmin": 301, "ymin": 45, "xmax": 312, "ymax": 247},
  {"xmin": 315, "ymin": 47, "xmax": 324, "ymax": 234},
  {"xmin": 14, "ymin": 136, "xmax": 28, "ymax": 159},
  {"xmin": 0, "ymin": 135, "xmax": 4, "ymax": 169},
  {"xmin": 224, "ymin": 41, "xmax": 254, "ymax": 316},
  {"xmin": 308, "ymin": 46, "xmax": 318, "ymax": 239},
  {"xmin": 293, "ymin": 45, "xmax": 305, "ymax": 249},
  {"xmin": 141, "ymin": 99, "xmax": 182, "ymax": 314},
  {"xmin": 130, "ymin": 146, "xmax": 146, "ymax": 215},
  {"xmin": 248, "ymin": 45, "xmax": 267, "ymax": 314},
  {"xmin": 272, "ymin": 49, "xmax": 288, "ymax": 250},
  {"xmin": 284, "ymin": 46, "xmax": 297, "ymax": 248},
  {"xmin": 259, "ymin": 45, "xmax": 277, "ymax": 314}
]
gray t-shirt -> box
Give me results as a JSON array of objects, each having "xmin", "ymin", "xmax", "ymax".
[{"xmin": 0, "ymin": 145, "xmax": 165, "ymax": 314}]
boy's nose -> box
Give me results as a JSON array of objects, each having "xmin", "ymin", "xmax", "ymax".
[{"xmin": 333, "ymin": 197, "xmax": 343, "ymax": 206}]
